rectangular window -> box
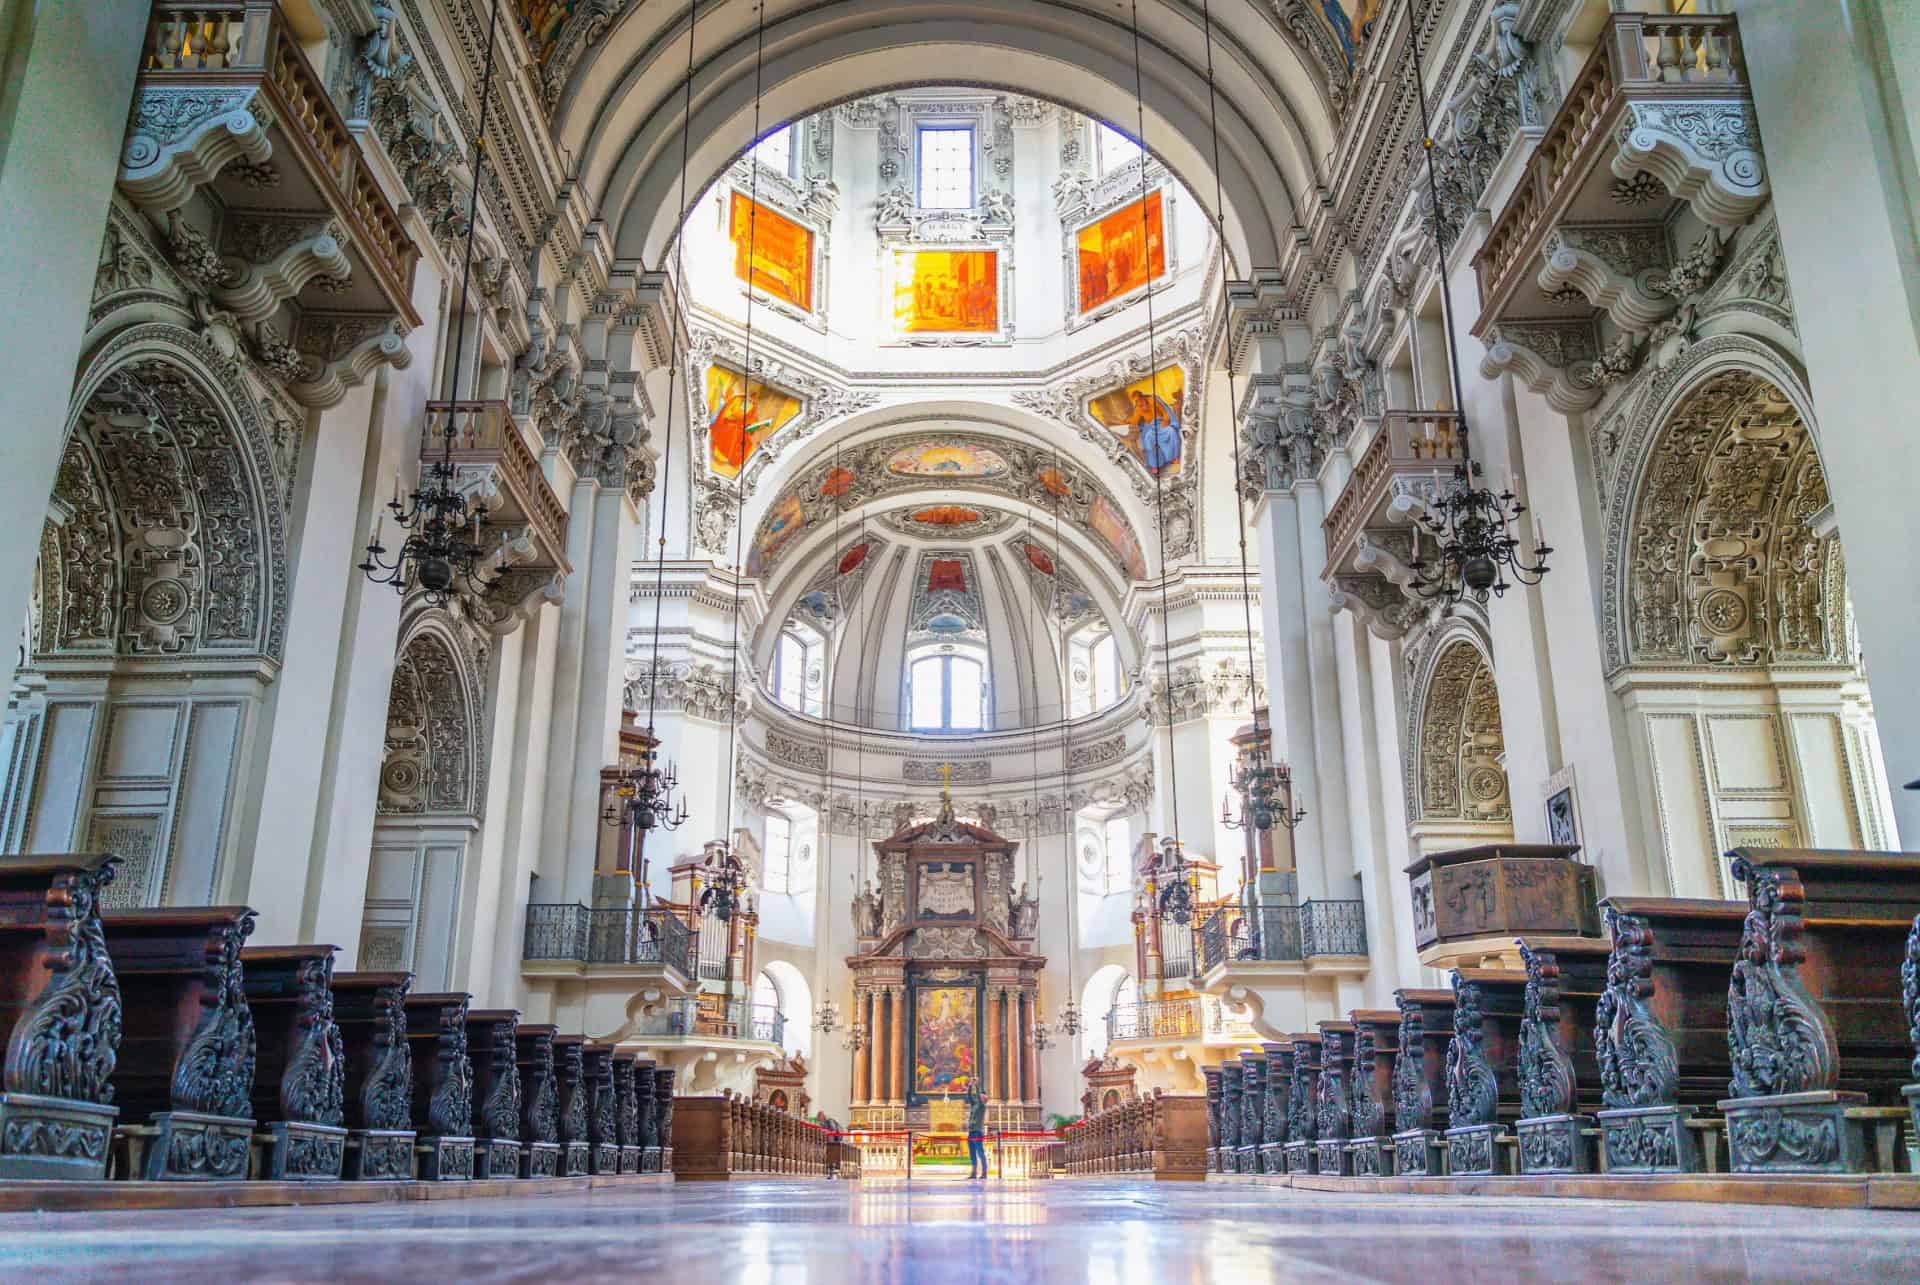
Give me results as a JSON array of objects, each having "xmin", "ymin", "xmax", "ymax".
[
  {"xmin": 948, "ymin": 657, "xmax": 984, "ymax": 730},
  {"xmin": 750, "ymin": 124, "xmax": 795, "ymax": 175},
  {"xmin": 776, "ymin": 634, "xmax": 805, "ymax": 709},
  {"xmin": 1092, "ymin": 635, "xmax": 1121, "ymax": 708},
  {"xmin": 764, "ymin": 813, "xmax": 792, "ymax": 894},
  {"xmin": 917, "ymin": 126, "xmax": 974, "ymax": 210},
  {"xmin": 1094, "ymin": 122, "xmax": 1142, "ymax": 177},
  {"xmin": 911, "ymin": 656, "xmax": 945, "ymax": 729}
]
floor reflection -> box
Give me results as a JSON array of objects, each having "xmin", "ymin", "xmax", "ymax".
[{"xmin": 0, "ymin": 1179, "xmax": 1912, "ymax": 1284}]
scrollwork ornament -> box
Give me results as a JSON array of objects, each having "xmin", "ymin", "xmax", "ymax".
[
  {"xmin": 1902, "ymin": 913, "xmax": 1920, "ymax": 1080},
  {"xmin": 1444, "ymin": 975, "xmax": 1498, "ymax": 1127},
  {"xmin": 1595, "ymin": 911, "xmax": 1679, "ymax": 1109},
  {"xmin": 281, "ymin": 954, "xmax": 345, "ymax": 1127},
  {"xmin": 1392, "ymin": 1002, "xmax": 1430, "ymax": 1133},
  {"xmin": 362, "ymin": 990, "xmax": 412, "ymax": 1132},
  {"xmin": 1351, "ymin": 1028, "xmax": 1382, "ymax": 1138},
  {"xmin": 3, "ymin": 859, "xmax": 123, "ymax": 1104},
  {"xmin": 1727, "ymin": 859, "xmax": 1838, "ymax": 1099},
  {"xmin": 1519, "ymin": 944, "xmax": 1576, "ymax": 1119},
  {"xmin": 1316, "ymin": 1030, "xmax": 1349, "ymax": 1141},
  {"xmin": 170, "ymin": 912, "xmax": 257, "ymax": 1119},
  {"xmin": 426, "ymin": 1001, "xmax": 473, "ymax": 1137},
  {"xmin": 483, "ymin": 1035, "xmax": 521, "ymax": 1142}
]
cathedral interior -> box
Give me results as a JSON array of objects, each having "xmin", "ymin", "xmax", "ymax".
[{"xmin": 0, "ymin": 0, "xmax": 1918, "ymax": 1279}]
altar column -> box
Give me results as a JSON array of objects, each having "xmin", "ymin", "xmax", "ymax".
[
  {"xmin": 1021, "ymin": 992, "xmax": 1039, "ymax": 1106},
  {"xmin": 1003, "ymin": 988, "xmax": 1020, "ymax": 1104},
  {"xmin": 985, "ymin": 987, "xmax": 1002, "ymax": 1102},
  {"xmin": 852, "ymin": 988, "xmax": 871, "ymax": 1105},
  {"xmin": 890, "ymin": 986, "xmax": 907, "ymax": 1103}
]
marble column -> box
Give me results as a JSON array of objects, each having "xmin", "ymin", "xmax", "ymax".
[
  {"xmin": 1251, "ymin": 490, "xmax": 1333, "ymax": 899},
  {"xmin": 1021, "ymin": 991, "xmax": 1039, "ymax": 1105},
  {"xmin": 985, "ymin": 985, "xmax": 1002, "ymax": 1102},
  {"xmin": 890, "ymin": 986, "xmax": 907, "ymax": 1104},
  {"xmin": 852, "ymin": 989, "xmax": 870, "ymax": 1105},
  {"xmin": 1006, "ymin": 989, "xmax": 1021, "ymax": 1104}
]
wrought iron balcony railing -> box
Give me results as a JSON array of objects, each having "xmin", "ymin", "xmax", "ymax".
[
  {"xmin": 1106, "ymin": 994, "xmax": 1258, "ymax": 1043},
  {"xmin": 1195, "ymin": 900, "xmax": 1367, "ymax": 971},
  {"xmin": 522, "ymin": 903, "xmax": 694, "ymax": 977},
  {"xmin": 1301, "ymin": 899, "xmax": 1369, "ymax": 958},
  {"xmin": 631, "ymin": 997, "xmax": 786, "ymax": 1047}
]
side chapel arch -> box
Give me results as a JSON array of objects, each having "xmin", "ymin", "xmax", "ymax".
[{"xmin": 1408, "ymin": 633, "xmax": 1511, "ymax": 839}]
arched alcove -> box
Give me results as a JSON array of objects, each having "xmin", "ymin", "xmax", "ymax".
[{"xmin": 1407, "ymin": 634, "xmax": 1511, "ymax": 855}]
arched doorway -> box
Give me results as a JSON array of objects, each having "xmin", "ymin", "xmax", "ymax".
[{"xmin": 1612, "ymin": 367, "xmax": 1896, "ymax": 896}]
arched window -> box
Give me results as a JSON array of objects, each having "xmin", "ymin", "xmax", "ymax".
[
  {"xmin": 763, "ymin": 812, "xmax": 793, "ymax": 894},
  {"xmin": 1069, "ymin": 630, "xmax": 1126, "ymax": 717},
  {"xmin": 907, "ymin": 646, "xmax": 987, "ymax": 732},
  {"xmin": 773, "ymin": 625, "xmax": 823, "ymax": 716},
  {"xmin": 1094, "ymin": 122, "xmax": 1143, "ymax": 177}
]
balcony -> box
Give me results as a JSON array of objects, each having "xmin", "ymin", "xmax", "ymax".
[
  {"xmin": 125, "ymin": 4, "xmax": 420, "ymax": 369},
  {"xmin": 632, "ymin": 997, "xmax": 786, "ymax": 1048},
  {"xmin": 522, "ymin": 904, "xmax": 694, "ymax": 989},
  {"xmin": 1471, "ymin": 15, "xmax": 1763, "ymax": 369},
  {"xmin": 1105, "ymin": 995, "xmax": 1255, "ymax": 1044},
  {"xmin": 1195, "ymin": 901, "xmax": 1370, "ymax": 975},
  {"xmin": 425, "ymin": 401, "xmax": 571, "ymax": 578},
  {"xmin": 1319, "ymin": 412, "xmax": 1462, "ymax": 637}
]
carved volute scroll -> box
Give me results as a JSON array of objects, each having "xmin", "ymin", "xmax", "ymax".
[
  {"xmin": 1392, "ymin": 1001, "xmax": 1431, "ymax": 1133},
  {"xmin": 1217, "ymin": 1064, "xmax": 1241, "ymax": 1151},
  {"xmin": 590, "ymin": 1052, "xmax": 616, "ymax": 1147},
  {"xmin": 1263, "ymin": 1051, "xmax": 1288, "ymax": 1146},
  {"xmin": 3, "ymin": 856, "xmax": 123, "ymax": 1105},
  {"xmin": 524, "ymin": 1037, "xmax": 559, "ymax": 1144},
  {"xmin": 282, "ymin": 953, "xmax": 345, "ymax": 1127},
  {"xmin": 362, "ymin": 980, "xmax": 413, "ymax": 1131},
  {"xmin": 481, "ymin": 1021, "xmax": 521, "ymax": 1142},
  {"xmin": 1239, "ymin": 1056, "xmax": 1264, "ymax": 1149},
  {"xmin": 171, "ymin": 911, "xmax": 258, "ymax": 1118},
  {"xmin": 1202, "ymin": 1067, "xmax": 1220, "ymax": 1151},
  {"xmin": 1286, "ymin": 1047, "xmax": 1314, "ymax": 1143},
  {"xmin": 427, "ymin": 998, "xmax": 473, "ymax": 1137},
  {"xmin": 1903, "ymin": 915, "xmax": 1920, "ymax": 1081},
  {"xmin": 1727, "ymin": 857, "xmax": 1839, "ymax": 1099},
  {"xmin": 614, "ymin": 1060, "xmax": 637, "ymax": 1149},
  {"xmin": 1594, "ymin": 908, "xmax": 1679, "ymax": 1109},
  {"xmin": 635, "ymin": 1064, "xmax": 657, "ymax": 1150},
  {"xmin": 653, "ymin": 1068, "xmax": 676, "ymax": 1149},
  {"xmin": 1351, "ymin": 1027, "xmax": 1382, "ymax": 1138},
  {"xmin": 1316, "ymin": 1030, "xmax": 1350, "ymax": 1142},
  {"xmin": 560, "ymin": 1042, "xmax": 588, "ymax": 1143},
  {"xmin": 1444, "ymin": 974, "xmax": 1499, "ymax": 1127},
  {"xmin": 1519, "ymin": 943, "xmax": 1577, "ymax": 1119}
]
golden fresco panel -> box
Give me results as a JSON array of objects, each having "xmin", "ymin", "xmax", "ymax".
[
  {"xmin": 728, "ymin": 192, "xmax": 814, "ymax": 312},
  {"xmin": 1076, "ymin": 190, "xmax": 1167, "ymax": 314},
  {"xmin": 1088, "ymin": 365, "xmax": 1184, "ymax": 477},
  {"xmin": 704, "ymin": 364, "xmax": 801, "ymax": 479},
  {"xmin": 892, "ymin": 250, "xmax": 999, "ymax": 333}
]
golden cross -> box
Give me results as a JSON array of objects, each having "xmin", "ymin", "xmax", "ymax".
[{"xmin": 938, "ymin": 761, "xmax": 953, "ymax": 792}]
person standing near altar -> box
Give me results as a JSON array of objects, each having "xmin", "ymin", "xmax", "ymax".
[{"xmin": 966, "ymin": 1087, "xmax": 988, "ymax": 1180}]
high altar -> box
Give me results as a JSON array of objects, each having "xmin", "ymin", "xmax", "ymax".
[{"xmin": 847, "ymin": 786, "xmax": 1046, "ymax": 1140}]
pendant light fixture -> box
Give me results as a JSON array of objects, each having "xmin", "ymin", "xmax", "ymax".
[
  {"xmin": 1405, "ymin": 0, "xmax": 1552, "ymax": 607},
  {"xmin": 813, "ymin": 439, "xmax": 847, "ymax": 1040},
  {"xmin": 1191, "ymin": 0, "xmax": 1307, "ymax": 844},
  {"xmin": 704, "ymin": 0, "xmax": 774, "ymax": 926},
  {"xmin": 358, "ymin": 0, "xmax": 505, "ymax": 605},
  {"xmin": 607, "ymin": 0, "xmax": 703, "ymax": 857},
  {"xmin": 1119, "ymin": 0, "xmax": 1193, "ymax": 928},
  {"xmin": 1047, "ymin": 446, "xmax": 1081, "ymax": 1040}
]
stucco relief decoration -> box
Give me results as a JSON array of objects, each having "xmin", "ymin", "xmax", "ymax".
[
  {"xmin": 1621, "ymin": 371, "xmax": 1841, "ymax": 670},
  {"xmin": 379, "ymin": 629, "xmax": 484, "ymax": 817},
  {"xmin": 1416, "ymin": 640, "xmax": 1509, "ymax": 824},
  {"xmin": 37, "ymin": 355, "xmax": 284, "ymax": 663}
]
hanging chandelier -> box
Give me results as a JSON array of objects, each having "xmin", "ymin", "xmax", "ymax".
[
  {"xmin": 841, "ymin": 1017, "xmax": 868, "ymax": 1054},
  {"xmin": 359, "ymin": 0, "xmax": 503, "ymax": 606},
  {"xmin": 1220, "ymin": 737, "xmax": 1307, "ymax": 834},
  {"xmin": 1156, "ymin": 837, "xmax": 1195, "ymax": 926},
  {"xmin": 1405, "ymin": 0, "xmax": 1552, "ymax": 608},
  {"xmin": 699, "ymin": 847, "xmax": 747, "ymax": 923},
  {"xmin": 602, "ymin": 747, "xmax": 690, "ymax": 835},
  {"xmin": 813, "ymin": 997, "xmax": 841, "ymax": 1034},
  {"xmin": 1056, "ymin": 999, "xmax": 1082, "ymax": 1038}
]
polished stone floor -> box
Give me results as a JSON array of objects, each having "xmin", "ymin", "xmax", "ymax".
[{"xmin": 0, "ymin": 1178, "xmax": 1915, "ymax": 1283}]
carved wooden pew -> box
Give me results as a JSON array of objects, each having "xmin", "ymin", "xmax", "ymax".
[
  {"xmin": 1236, "ymin": 1048, "xmax": 1267, "ymax": 1175},
  {"xmin": 669, "ymin": 1094, "xmax": 731, "ymax": 1179},
  {"xmin": 0, "ymin": 853, "xmax": 122, "ymax": 1181},
  {"xmin": 582, "ymin": 1043, "xmax": 619, "ymax": 1174},
  {"xmin": 331, "ymin": 970, "xmax": 413, "ymax": 1179},
  {"xmin": 1442, "ymin": 968, "xmax": 1527, "ymax": 1175},
  {"xmin": 1260, "ymin": 1040, "xmax": 1293, "ymax": 1173},
  {"xmin": 654, "ymin": 1067, "xmax": 676, "ymax": 1172},
  {"xmin": 1389, "ymin": 988, "xmax": 1453, "ymax": 1176},
  {"xmin": 240, "ymin": 944, "xmax": 346, "ymax": 1180},
  {"xmin": 1721, "ymin": 848, "xmax": 1920, "ymax": 1173},
  {"xmin": 102, "ymin": 907, "xmax": 258, "ymax": 1181},
  {"xmin": 1514, "ymin": 939, "xmax": 1611, "ymax": 1174},
  {"xmin": 1283, "ymin": 1032, "xmax": 1321, "ymax": 1173},
  {"xmin": 1593, "ymin": 897, "xmax": 1745, "ymax": 1173},
  {"xmin": 404, "ymin": 992, "xmax": 473, "ymax": 1180},
  {"xmin": 1345, "ymin": 1010, "xmax": 1399, "ymax": 1176},
  {"xmin": 514, "ymin": 1024, "xmax": 560, "ymax": 1178},
  {"xmin": 465, "ymin": 1009, "xmax": 521, "ymax": 1179},
  {"xmin": 612, "ymin": 1053, "xmax": 639, "ymax": 1174},
  {"xmin": 1216, "ymin": 1061, "xmax": 1241, "ymax": 1172},
  {"xmin": 1202, "ymin": 1066, "xmax": 1222, "ymax": 1172},
  {"xmin": 1315, "ymin": 1020, "xmax": 1356, "ymax": 1175},
  {"xmin": 552, "ymin": 1033, "xmax": 590, "ymax": 1176},
  {"xmin": 633, "ymin": 1058, "xmax": 661, "ymax": 1172}
]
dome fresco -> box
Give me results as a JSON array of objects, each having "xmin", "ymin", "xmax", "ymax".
[{"xmin": 885, "ymin": 442, "xmax": 1011, "ymax": 478}]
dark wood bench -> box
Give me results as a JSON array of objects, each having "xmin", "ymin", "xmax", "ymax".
[
  {"xmin": 1346, "ymin": 1009, "xmax": 1400, "ymax": 1176},
  {"xmin": 1202, "ymin": 1065, "xmax": 1222, "ymax": 1172},
  {"xmin": 0, "ymin": 853, "xmax": 122, "ymax": 1181},
  {"xmin": 1443, "ymin": 968, "xmax": 1527, "ymax": 1175},
  {"xmin": 403, "ymin": 992, "xmax": 473, "ymax": 1180},
  {"xmin": 1594, "ymin": 896, "xmax": 1745, "ymax": 1173},
  {"xmin": 1258, "ymin": 1040, "xmax": 1290, "ymax": 1172},
  {"xmin": 612, "ymin": 1052, "xmax": 640, "ymax": 1173},
  {"xmin": 1389, "ymin": 987, "xmax": 1454, "ymax": 1175},
  {"xmin": 1315, "ymin": 1020, "xmax": 1356, "ymax": 1174},
  {"xmin": 331, "ymin": 970, "xmax": 413, "ymax": 1179},
  {"xmin": 240, "ymin": 944, "xmax": 345, "ymax": 1179},
  {"xmin": 1235, "ymin": 1048, "xmax": 1267, "ymax": 1175},
  {"xmin": 553, "ymin": 1033, "xmax": 590, "ymax": 1176},
  {"xmin": 1283, "ymin": 1031, "xmax": 1321, "ymax": 1173},
  {"xmin": 514, "ymin": 1024, "xmax": 560, "ymax": 1177},
  {"xmin": 1722, "ymin": 848, "xmax": 1920, "ymax": 1173},
  {"xmin": 582, "ymin": 1043, "xmax": 619, "ymax": 1174},
  {"xmin": 466, "ymin": 1008, "xmax": 521, "ymax": 1179},
  {"xmin": 654, "ymin": 1066, "xmax": 676, "ymax": 1172},
  {"xmin": 634, "ymin": 1057, "xmax": 661, "ymax": 1172},
  {"xmin": 1215, "ymin": 1060, "xmax": 1242, "ymax": 1172},
  {"xmin": 1515, "ymin": 938, "xmax": 1612, "ymax": 1173},
  {"xmin": 102, "ymin": 906, "xmax": 258, "ymax": 1180}
]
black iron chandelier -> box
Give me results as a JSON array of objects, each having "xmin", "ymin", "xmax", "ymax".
[
  {"xmin": 698, "ymin": 846, "xmax": 747, "ymax": 923},
  {"xmin": 602, "ymin": 748, "xmax": 690, "ymax": 836},
  {"xmin": 1220, "ymin": 740, "xmax": 1307, "ymax": 834},
  {"xmin": 359, "ymin": 0, "xmax": 503, "ymax": 607},
  {"xmin": 1156, "ymin": 837, "xmax": 1195, "ymax": 926},
  {"xmin": 1406, "ymin": 0, "xmax": 1551, "ymax": 608}
]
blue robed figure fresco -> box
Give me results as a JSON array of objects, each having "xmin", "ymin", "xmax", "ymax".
[{"xmin": 1128, "ymin": 388, "xmax": 1181, "ymax": 474}]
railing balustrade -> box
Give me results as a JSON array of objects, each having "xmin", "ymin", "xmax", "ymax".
[{"xmin": 522, "ymin": 904, "xmax": 693, "ymax": 975}]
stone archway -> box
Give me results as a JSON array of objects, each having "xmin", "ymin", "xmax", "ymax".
[
  {"xmin": 1613, "ymin": 367, "xmax": 1895, "ymax": 894},
  {"xmin": 1413, "ymin": 638, "xmax": 1511, "ymax": 835}
]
